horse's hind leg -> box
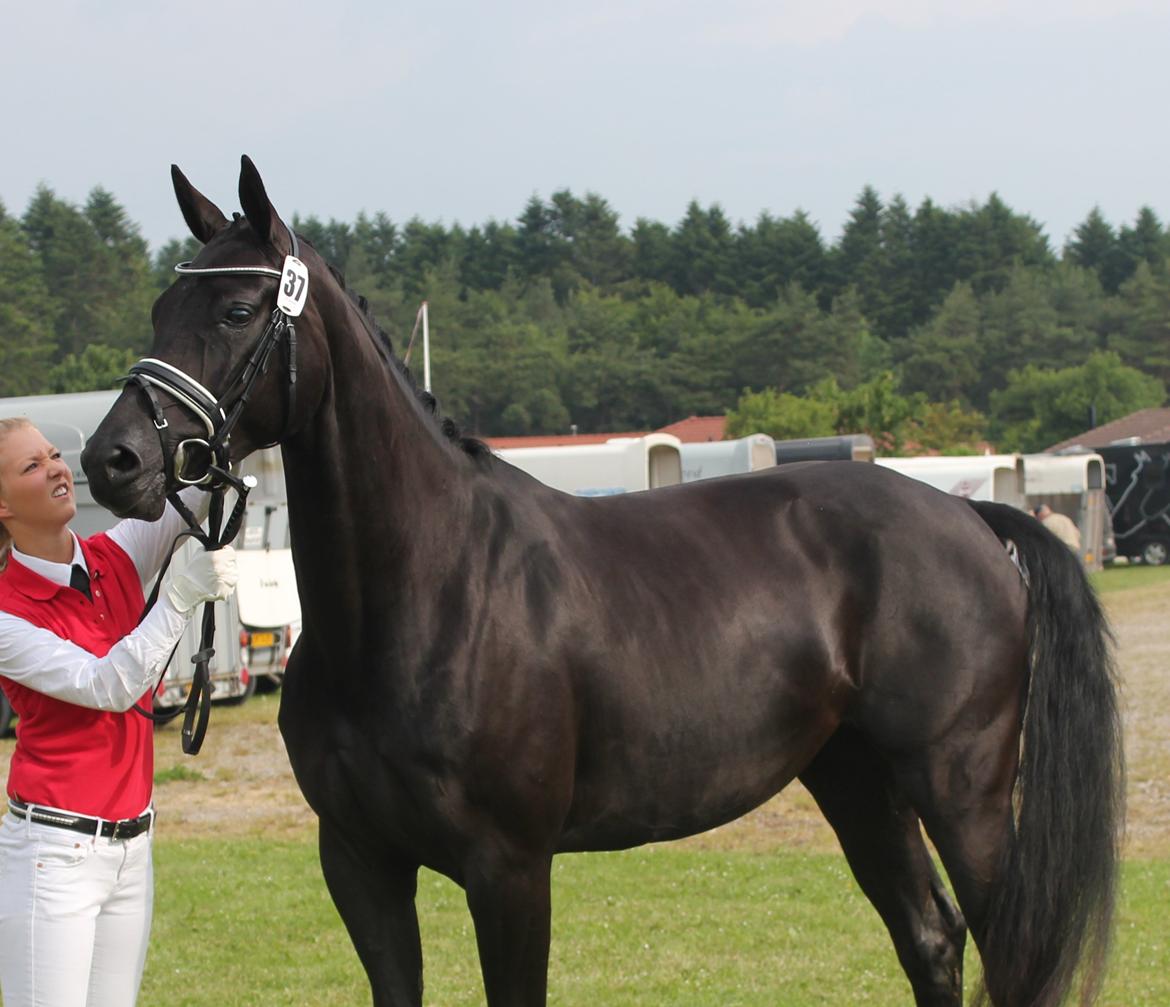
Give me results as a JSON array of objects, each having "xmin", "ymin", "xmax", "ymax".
[
  {"xmin": 318, "ymin": 820, "xmax": 424, "ymax": 1007},
  {"xmin": 799, "ymin": 727, "xmax": 967, "ymax": 1007}
]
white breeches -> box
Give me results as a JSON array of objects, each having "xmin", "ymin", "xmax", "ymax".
[{"xmin": 0, "ymin": 811, "xmax": 153, "ymax": 1006}]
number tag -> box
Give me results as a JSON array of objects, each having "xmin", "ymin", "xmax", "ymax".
[{"xmin": 277, "ymin": 256, "xmax": 309, "ymax": 317}]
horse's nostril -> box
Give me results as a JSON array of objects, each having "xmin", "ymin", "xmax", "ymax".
[{"xmin": 108, "ymin": 445, "xmax": 143, "ymax": 477}]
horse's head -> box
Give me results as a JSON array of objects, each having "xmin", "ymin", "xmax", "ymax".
[{"xmin": 82, "ymin": 157, "xmax": 327, "ymax": 519}]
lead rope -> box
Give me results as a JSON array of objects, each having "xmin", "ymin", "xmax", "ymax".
[{"xmin": 132, "ymin": 481, "xmax": 251, "ymax": 755}]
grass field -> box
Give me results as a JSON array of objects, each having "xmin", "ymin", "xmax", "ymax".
[
  {"xmin": 141, "ymin": 842, "xmax": 1170, "ymax": 1005},
  {"xmin": 1090, "ymin": 562, "xmax": 1170, "ymax": 594},
  {"xmin": 3, "ymin": 565, "xmax": 1168, "ymax": 1004},
  {"xmin": 144, "ymin": 842, "xmax": 1169, "ymax": 1006}
]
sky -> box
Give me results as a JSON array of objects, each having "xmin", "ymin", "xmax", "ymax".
[{"xmin": 2, "ymin": 0, "xmax": 1166, "ymax": 254}]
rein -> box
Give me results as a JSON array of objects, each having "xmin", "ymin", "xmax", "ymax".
[
  {"xmin": 131, "ymin": 487, "xmax": 250, "ymax": 754},
  {"xmin": 124, "ymin": 226, "xmax": 308, "ymax": 754}
]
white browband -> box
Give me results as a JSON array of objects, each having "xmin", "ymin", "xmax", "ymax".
[{"xmin": 174, "ymin": 261, "xmax": 283, "ymax": 279}]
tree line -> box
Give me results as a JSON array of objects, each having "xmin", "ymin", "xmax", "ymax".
[{"xmin": 1, "ymin": 182, "xmax": 1167, "ymax": 453}]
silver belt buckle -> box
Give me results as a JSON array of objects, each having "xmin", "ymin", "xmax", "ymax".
[{"xmin": 110, "ymin": 818, "xmax": 135, "ymax": 840}]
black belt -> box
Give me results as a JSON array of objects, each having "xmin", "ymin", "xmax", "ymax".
[{"xmin": 7, "ymin": 800, "xmax": 153, "ymax": 840}]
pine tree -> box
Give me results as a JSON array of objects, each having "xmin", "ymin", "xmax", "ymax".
[
  {"xmin": 668, "ymin": 201, "xmax": 735, "ymax": 297},
  {"xmin": 630, "ymin": 218, "xmax": 673, "ymax": 287},
  {"xmin": 875, "ymin": 195, "xmax": 917, "ymax": 340},
  {"xmin": 734, "ymin": 210, "xmax": 827, "ymax": 309},
  {"xmin": 909, "ymin": 197, "xmax": 961, "ymax": 323},
  {"xmin": 1109, "ymin": 261, "xmax": 1170, "ymax": 385},
  {"xmin": 1064, "ymin": 207, "xmax": 1128, "ymax": 293},
  {"xmin": 977, "ymin": 266, "xmax": 1067, "ymax": 408},
  {"xmin": 458, "ymin": 220, "xmax": 517, "ymax": 292},
  {"xmin": 898, "ymin": 282, "xmax": 982, "ymax": 403},
  {"xmin": 22, "ymin": 185, "xmax": 152, "ymax": 359},
  {"xmin": 956, "ymin": 193, "xmax": 1053, "ymax": 294},
  {"xmin": 0, "ymin": 206, "xmax": 57, "ymax": 395},
  {"xmin": 830, "ymin": 186, "xmax": 886, "ymax": 323},
  {"xmin": 1117, "ymin": 207, "xmax": 1165, "ymax": 285}
]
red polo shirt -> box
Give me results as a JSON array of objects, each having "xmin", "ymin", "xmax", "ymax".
[{"xmin": 0, "ymin": 533, "xmax": 154, "ymax": 820}]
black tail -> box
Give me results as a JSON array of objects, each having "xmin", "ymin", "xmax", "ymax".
[{"xmin": 969, "ymin": 501, "xmax": 1124, "ymax": 1007}]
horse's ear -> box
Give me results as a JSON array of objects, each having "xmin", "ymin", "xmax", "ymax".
[
  {"xmin": 171, "ymin": 165, "xmax": 229, "ymax": 244},
  {"xmin": 238, "ymin": 154, "xmax": 285, "ymax": 250}
]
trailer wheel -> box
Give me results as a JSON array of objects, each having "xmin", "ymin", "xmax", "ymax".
[
  {"xmin": 256, "ymin": 671, "xmax": 284, "ymax": 694},
  {"xmin": 1140, "ymin": 538, "xmax": 1169, "ymax": 567},
  {"xmin": 0, "ymin": 691, "xmax": 12, "ymax": 737}
]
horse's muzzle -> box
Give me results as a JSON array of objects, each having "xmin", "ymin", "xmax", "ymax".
[{"xmin": 81, "ymin": 433, "xmax": 169, "ymax": 520}]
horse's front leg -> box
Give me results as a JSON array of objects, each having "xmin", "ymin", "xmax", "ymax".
[
  {"xmin": 465, "ymin": 845, "xmax": 554, "ymax": 1006},
  {"xmin": 318, "ymin": 820, "xmax": 423, "ymax": 1007}
]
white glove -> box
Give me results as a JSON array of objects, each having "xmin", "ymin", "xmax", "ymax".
[{"xmin": 165, "ymin": 546, "xmax": 239, "ymax": 613}]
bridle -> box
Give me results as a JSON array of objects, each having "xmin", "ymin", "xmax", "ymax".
[
  {"xmin": 122, "ymin": 224, "xmax": 309, "ymax": 753},
  {"xmin": 127, "ymin": 225, "xmax": 305, "ymax": 504}
]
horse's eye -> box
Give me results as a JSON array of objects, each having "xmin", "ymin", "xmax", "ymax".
[{"xmin": 225, "ymin": 306, "xmax": 254, "ymax": 325}]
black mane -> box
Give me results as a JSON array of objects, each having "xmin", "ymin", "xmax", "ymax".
[{"xmin": 323, "ymin": 260, "xmax": 491, "ymax": 463}]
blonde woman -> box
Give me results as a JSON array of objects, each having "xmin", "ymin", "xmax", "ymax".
[{"xmin": 0, "ymin": 417, "xmax": 237, "ymax": 1007}]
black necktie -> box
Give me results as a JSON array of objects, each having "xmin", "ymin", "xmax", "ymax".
[{"xmin": 70, "ymin": 564, "xmax": 92, "ymax": 601}]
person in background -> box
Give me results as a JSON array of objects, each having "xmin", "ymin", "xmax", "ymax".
[
  {"xmin": 1033, "ymin": 502, "xmax": 1083, "ymax": 554},
  {"xmin": 0, "ymin": 417, "xmax": 238, "ymax": 1007}
]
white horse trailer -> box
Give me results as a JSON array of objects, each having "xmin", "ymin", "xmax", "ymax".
[
  {"xmin": 0, "ymin": 390, "xmax": 253, "ymax": 710},
  {"xmin": 876, "ymin": 454, "xmax": 1027, "ymax": 508},
  {"xmin": 680, "ymin": 434, "xmax": 776, "ymax": 482},
  {"xmin": 1023, "ymin": 453, "xmax": 1108, "ymax": 570},
  {"xmin": 495, "ymin": 433, "xmax": 683, "ymax": 496},
  {"xmin": 234, "ymin": 447, "xmax": 300, "ymax": 687}
]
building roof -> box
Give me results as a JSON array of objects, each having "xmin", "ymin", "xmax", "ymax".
[
  {"xmin": 484, "ymin": 415, "xmax": 728, "ymax": 449},
  {"xmin": 1046, "ymin": 407, "xmax": 1170, "ymax": 452},
  {"xmin": 484, "ymin": 431, "xmax": 649, "ymax": 449},
  {"xmin": 654, "ymin": 415, "xmax": 727, "ymax": 443}
]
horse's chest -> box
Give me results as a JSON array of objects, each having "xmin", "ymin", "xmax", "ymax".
[
  {"xmin": 281, "ymin": 708, "xmax": 420, "ymax": 831},
  {"xmin": 277, "ymin": 677, "xmax": 457, "ymax": 850}
]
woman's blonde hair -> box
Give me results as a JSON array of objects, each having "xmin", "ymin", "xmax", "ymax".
[{"xmin": 0, "ymin": 416, "xmax": 35, "ymax": 570}]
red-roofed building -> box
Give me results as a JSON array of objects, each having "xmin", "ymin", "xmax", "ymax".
[
  {"xmin": 484, "ymin": 430, "xmax": 649, "ymax": 450},
  {"xmin": 655, "ymin": 415, "xmax": 727, "ymax": 443}
]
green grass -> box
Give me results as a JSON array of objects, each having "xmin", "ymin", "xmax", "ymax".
[
  {"xmin": 154, "ymin": 764, "xmax": 206, "ymax": 784},
  {"xmin": 1091, "ymin": 562, "xmax": 1170, "ymax": 594},
  {"xmin": 142, "ymin": 839, "xmax": 1169, "ymax": 1006}
]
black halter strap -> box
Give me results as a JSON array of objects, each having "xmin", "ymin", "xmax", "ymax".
[{"xmin": 123, "ymin": 226, "xmax": 306, "ymax": 755}]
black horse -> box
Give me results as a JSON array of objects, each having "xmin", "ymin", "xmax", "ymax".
[{"xmin": 82, "ymin": 158, "xmax": 1122, "ymax": 1007}]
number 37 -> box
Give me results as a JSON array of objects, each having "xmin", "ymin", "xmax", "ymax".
[{"xmin": 284, "ymin": 269, "xmax": 306, "ymax": 301}]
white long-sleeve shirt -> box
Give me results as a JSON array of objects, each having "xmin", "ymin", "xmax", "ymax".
[{"xmin": 0, "ymin": 487, "xmax": 208, "ymax": 712}]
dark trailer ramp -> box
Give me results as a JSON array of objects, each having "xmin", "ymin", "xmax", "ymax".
[{"xmin": 1098, "ymin": 440, "xmax": 1170, "ymax": 565}]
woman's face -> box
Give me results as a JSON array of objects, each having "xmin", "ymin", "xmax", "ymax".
[{"xmin": 0, "ymin": 425, "xmax": 77, "ymax": 530}]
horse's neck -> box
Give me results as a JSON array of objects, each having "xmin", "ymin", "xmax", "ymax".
[{"xmin": 281, "ymin": 293, "xmax": 471, "ymax": 646}]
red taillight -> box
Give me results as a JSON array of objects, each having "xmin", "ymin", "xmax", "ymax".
[{"xmin": 239, "ymin": 629, "xmax": 250, "ymax": 647}]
